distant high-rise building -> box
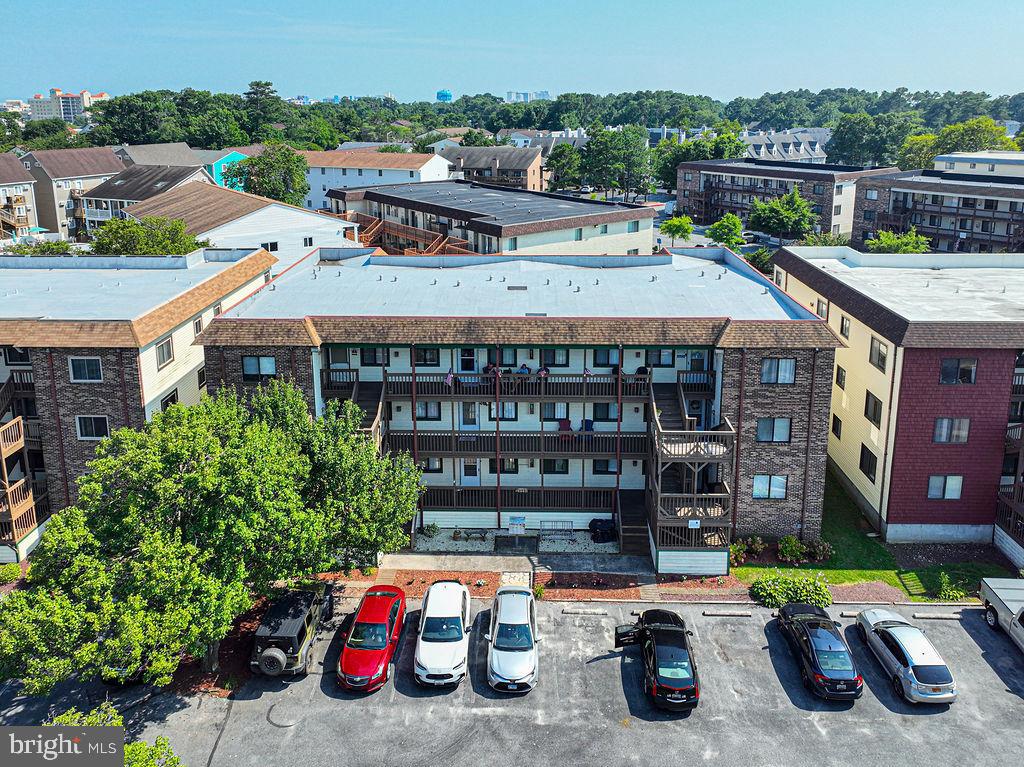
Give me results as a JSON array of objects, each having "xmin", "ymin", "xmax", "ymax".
[
  {"xmin": 436, "ymin": 89, "xmax": 453, "ymax": 103},
  {"xmin": 28, "ymin": 88, "xmax": 110, "ymax": 122},
  {"xmin": 505, "ymin": 91, "xmax": 550, "ymax": 104}
]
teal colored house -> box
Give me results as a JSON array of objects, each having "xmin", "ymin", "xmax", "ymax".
[{"xmin": 191, "ymin": 149, "xmax": 249, "ymax": 189}]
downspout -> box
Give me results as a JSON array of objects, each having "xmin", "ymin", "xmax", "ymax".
[
  {"xmin": 877, "ymin": 347, "xmax": 900, "ymax": 536},
  {"xmin": 47, "ymin": 351, "xmax": 71, "ymax": 507},
  {"xmin": 799, "ymin": 348, "xmax": 819, "ymax": 539},
  {"xmin": 731, "ymin": 348, "xmax": 745, "ymax": 533}
]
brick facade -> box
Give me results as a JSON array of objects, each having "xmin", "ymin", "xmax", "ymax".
[
  {"xmin": 850, "ymin": 177, "xmax": 894, "ymax": 249},
  {"xmin": 720, "ymin": 346, "xmax": 834, "ymax": 540},
  {"xmin": 31, "ymin": 347, "xmax": 145, "ymax": 510},
  {"xmin": 203, "ymin": 345, "xmax": 316, "ymax": 410}
]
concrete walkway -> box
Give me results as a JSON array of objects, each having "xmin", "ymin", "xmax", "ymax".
[{"xmin": 380, "ymin": 552, "xmax": 656, "ymax": 577}]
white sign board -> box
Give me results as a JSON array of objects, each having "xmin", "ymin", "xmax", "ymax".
[
  {"xmin": 687, "ymin": 519, "xmax": 702, "ymax": 529},
  {"xmin": 509, "ymin": 516, "xmax": 527, "ymax": 535}
]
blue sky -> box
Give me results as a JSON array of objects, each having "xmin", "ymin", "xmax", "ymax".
[{"xmin": 8, "ymin": 0, "xmax": 1024, "ymax": 102}]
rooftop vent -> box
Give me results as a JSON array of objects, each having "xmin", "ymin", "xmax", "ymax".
[
  {"xmin": 507, "ymin": 285, "xmax": 527, "ymax": 291},
  {"xmin": 525, "ymin": 312, "xmax": 547, "ymax": 316}
]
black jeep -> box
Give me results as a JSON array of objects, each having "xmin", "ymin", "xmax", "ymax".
[{"xmin": 251, "ymin": 584, "xmax": 334, "ymax": 677}]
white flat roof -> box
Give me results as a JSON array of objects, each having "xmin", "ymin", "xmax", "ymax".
[
  {"xmin": 0, "ymin": 249, "xmax": 259, "ymax": 321},
  {"xmin": 785, "ymin": 246, "xmax": 1024, "ymax": 322},
  {"xmin": 224, "ymin": 248, "xmax": 814, "ymax": 321}
]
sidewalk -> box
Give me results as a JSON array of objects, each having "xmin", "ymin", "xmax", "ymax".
[{"xmin": 379, "ymin": 552, "xmax": 656, "ymax": 577}]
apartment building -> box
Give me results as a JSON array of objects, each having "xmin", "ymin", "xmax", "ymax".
[
  {"xmin": 0, "ymin": 155, "xmax": 38, "ymax": 241},
  {"xmin": 198, "ymin": 247, "xmax": 837, "ymax": 575},
  {"xmin": 852, "ymin": 150, "xmax": 1024, "ymax": 252},
  {"xmin": 326, "ymin": 180, "xmax": 655, "ymax": 256},
  {"xmin": 439, "ymin": 146, "xmax": 545, "ymax": 191},
  {"xmin": 79, "ymin": 164, "xmax": 212, "ymax": 233},
  {"xmin": 771, "ymin": 246, "xmax": 1024, "ymax": 562},
  {"xmin": 676, "ymin": 159, "xmax": 898, "ymax": 236},
  {"xmin": 19, "ymin": 147, "xmax": 125, "ymax": 239},
  {"xmin": 740, "ymin": 130, "xmax": 828, "ymax": 164},
  {"xmin": 0, "ymin": 247, "xmax": 276, "ymax": 562},
  {"xmin": 124, "ymin": 181, "xmax": 360, "ymax": 272},
  {"xmin": 301, "ymin": 151, "xmax": 453, "ymax": 211},
  {"xmin": 28, "ymin": 88, "xmax": 110, "ymax": 122}
]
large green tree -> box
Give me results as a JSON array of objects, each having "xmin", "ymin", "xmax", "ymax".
[
  {"xmin": 90, "ymin": 216, "xmax": 210, "ymax": 255},
  {"xmin": 749, "ymin": 188, "xmax": 818, "ymax": 241},
  {"xmin": 660, "ymin": 215, "xmax": 694, "ymax": 246},
  {"xmin": 222, "ymin": 143, "xmax": 310, "ymax": 205},
  {"xmin": 653, "ymin": 132, "xmax": 747, "ymax": 189},
  {"xmin": 243, "ymin": 80, "xmax": 285, "ymax": 135},
  {"xmin": 826, "ymin": 112, "xmax": 922, "ymax": 166},
  {"xmin": 545, "ymin": 143, "xmax": 582, "ymax": 190},
  {"xmin": 183, "ymin": 107, "xmax": 247, "ymax": 149},
  {"xmin": 896, "ymin": 116, "xmax": 1020, "ymax": 169},
  {"xmin": 865, "ymin": 227, "xmax": 932, "ymax": 253},
  {"xmin": 706, "ymin": 213, "xmax": 745, "ymax": 248}
]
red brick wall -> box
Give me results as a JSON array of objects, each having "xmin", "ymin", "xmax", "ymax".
[
  {"xmin": 203, "ymin": 345, "xmax": 316, "ymax": 412},
  {"xmin": 886, "ymin": 347, "xmax": 1015, "ymax": 527}
]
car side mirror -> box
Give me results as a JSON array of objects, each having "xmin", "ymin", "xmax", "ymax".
[
  {"xmin": 465, "ymin": 626, "xmax": 471, "ymax": 634},
  {"xmin": 686, "ymin": 630, "xmax": 694, "ymax": 636},
  {"xmin": 834, "ymin": 621, "xmax": 842, "ymax": 628},
  {"xmin": 535, "ymin": 636, "xmax": 542, "ymax": 643},
  {"xmin": 483, "ymin": 633, "xmax": 491, "ymax": 642}
]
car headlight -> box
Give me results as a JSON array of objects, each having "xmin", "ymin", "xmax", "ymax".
[
  {"xmin": 415, "ymin": 660, "xmax": 428, "ymax": 673},
  {"xmin": 453, "ymin": 659, "xmax": 466, "ymax": 670},
  {"xmin": 371, "ymin": 663, "xmax": 387, "ymax": 680}
]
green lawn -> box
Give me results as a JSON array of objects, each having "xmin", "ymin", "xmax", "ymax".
[{"xmin": 732, "ymin": 472, "xmax": 1013, "ymax": 601}]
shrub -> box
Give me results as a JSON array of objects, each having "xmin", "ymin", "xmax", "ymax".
[
  {"xmin": 422, "ymin": 523, "xmax": 440, "ymax": 538},
  {"xmin": 750, "ymin": 569, "xmax": 832, "ymax": 609},
  {"xmin": 745, "ymin": 536, "xmax": 767, "ymax": 557},
  {"xmin": 533, "ymin": 583, "xmax": 545, "ymax": 600},
  {"xmin": 729, "ymin": 541, "xmax": 748, "ymax": 567},
  {"xmin": 0, "ymin": 563, "xmax": 21, "ymax": 584},
  {"xmin": 777, "ymin": 535, "xmax": 808, "ymax": 564},
  {"xmin": 806, "ymin": 538, "xmax": 834, "ymax": 562},
  {"xmin": 936, "ymin": 571, "xmax": 967, "ymax": 602}
]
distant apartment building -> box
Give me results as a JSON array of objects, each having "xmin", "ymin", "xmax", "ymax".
[
  {"xmin": 197, "ymin": 247, "xmax": 836, "ymax": 575},
  {"xmin": 495, "ymin": 129, "xmax": 551, "ymax": 148},
  {"xmin": 326, "ymin": 180, "xmax": 655, "ymax": 256},
  {"xmin": 0, "ymin": 155, "xmax": 38, "ymax": 241},
  {"xmin": 79, "ymin": 164, "xmax": 212, "ymax": 233},
  {"xmin": 439, "ymin": 146, "xmax": 545, "ymax": 191},
  {"xmin": 28, "ymin": 88, "xmax": 110, "ymax": 122},
  {"xmin": 676, "ymin": 159, "xmax": 898, "ymax": 236},
  {"xmin": 301, "ymin": 151, "xmax": 453, "ymax": 210},
  {"xmin": 3, "ymin": 100, "xmax": 30, "ymax": 117},
  {"xmin": 739, "ymin": 130, "xmax": 828, "ymax": 164},
  {"xmin": 124, "ymin": 181, "xmax": 359, "ymax": 272},
  {"xmin": 852, "ymin": 150, "xmax": 1024, "ymax": 253},
  {"xmin": 772, "ymin": 247, "xmax": 1024, "ymax": 562},
  {"xmin": 505, "ymin": 91, "xmax": 550, "ymax": 103},
  {"xmin": 0, "ymin": 247, "xmax": 275, "ymax": 561},
  {"xmin": 18, "ymin": 147, "xmax": 125, "ymax": 239}
]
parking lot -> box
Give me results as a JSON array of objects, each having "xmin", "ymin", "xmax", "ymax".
[{"xmin": 3, "ymin": 600, "xmax": 1023, "ymax": 767}]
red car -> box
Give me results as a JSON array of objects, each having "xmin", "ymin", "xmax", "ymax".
[{"xmin": 337, "ymin": 586, "xmax": 406, "ymax": 692}]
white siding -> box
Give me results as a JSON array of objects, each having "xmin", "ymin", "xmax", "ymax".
[
  {"xmin": 304, "ymin": 155, "xmax": 451, "ymax": 210},
  {"xmin": 422, "ymin": 510, "xmax": 499, "ymax": 528},
  {"xmin": 995, "ymin": 526, "xmax": 1024, "ymax": 570},
  {"xmin": 656, "ymin": 549, "xmax": 729, "ymax": 576},
  {"xmin": 420, "ymin": 510, "xmax": 609, "ymax": 530}
]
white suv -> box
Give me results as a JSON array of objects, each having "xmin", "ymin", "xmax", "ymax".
[
  {"xmin": 485, "ymin": 586, "xmax": 540, "ymax": 693},
  {"xmin": 414, "ymin": 580, "xmax": 472, "ymax": 686}
]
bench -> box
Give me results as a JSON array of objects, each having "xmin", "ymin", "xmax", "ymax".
[
  {"xmin": 462, "ymin": 528, "xmax": 488, "ymax": 542},
  {"xmin": 539, "ymin": 520, "xmax": 575, "ymax": 539}
]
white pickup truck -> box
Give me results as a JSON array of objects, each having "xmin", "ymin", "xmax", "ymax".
[{"xmin": 980, "ymin": 578, "xmax": 1024, "ymax": 654}]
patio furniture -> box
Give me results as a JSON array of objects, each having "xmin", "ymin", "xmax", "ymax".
[
  {"xmin": 539, "ymin": 520, "xmax": 574, "ymax": 539},
  {"xmin": 463, "ymin": 528, "xmax": 488, "ymax": 542}
]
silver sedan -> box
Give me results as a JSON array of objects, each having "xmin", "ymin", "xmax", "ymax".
[{"xmin": 855, "ymin": 608, "xmax": 957, "ymax": 704}]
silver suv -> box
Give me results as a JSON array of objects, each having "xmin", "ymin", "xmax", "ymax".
[{"xmin": 484, "ymin": 586, "xmax": 539, "ymax": 693}]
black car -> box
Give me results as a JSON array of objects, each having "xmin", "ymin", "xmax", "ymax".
[
  {"xmin": 251, "ymin": 584, "xmax": 334, "ymax": 677},
  {"xmin": 777, "ymin": 603, "xmax": 862, "ymax": 701},
  {"xmin": 615, "ymin": 609, "xmax": 700, "ymax": 710}
]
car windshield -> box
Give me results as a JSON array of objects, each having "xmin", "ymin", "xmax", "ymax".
[
  {"xmin": 421, "ymin": 616, "xmax": 464, "ymax": 642},
  {"xmin": 347, "ymin": 622, "xmax": 388, "ymax": 650},
  {"xmin": 815, "ymin": 649, "xmax": 854, "ymax": 672},
  {"xmin": 655, "ymin": 646, "xmax": 693, "ymax": 686},
  {"xmin": 912, "ymin": 664, "xmax": 953, "ymax": 685},
  {"xmin": 494, "ymin": 622, "xmax": 533, "ymax": 651}
]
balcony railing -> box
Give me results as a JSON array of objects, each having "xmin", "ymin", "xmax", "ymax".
[
  {"xmin": 0, "ymin": 417, "xmax": 25, "ymax": 458},
  {"xmin": 384, "ymin": 372, "xmax": 651, "ymax": 400},
  {"xmin": 656, "ymin": 486, "xmax": 732, "ymax": 521},
  {"xmin": 321, "ymin": 369, "xmax": 359, "ymax": 396},
  {"xmin": 678, "ymin": 370, "xmax": 716, "ymax": 396},
  {"xmin": 1013, "ymin": 373, "xmax": 1024, "ymax": 399},
  {"xmin": 421, "ymin": 485, "xmax": 615, "ymax": 511},
  {"xmin": 388, "ymin": 430, "xmax": 649, "ymax": 456},
  {"xmin": 1008, "ymin": 423, "xmax": 1023, "ymax": 452},
  {"xmin": 0, "ymin": 478, "xmax": 38, "ymax": 543}
]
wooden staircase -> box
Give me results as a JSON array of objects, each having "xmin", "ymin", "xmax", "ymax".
[
  {"xmin": 617, "ymin": 490, "xmax": 650, "ymax": 556},
  {"xmin": 354, "ymin": 382, "xmax": 384, "ymax": 429},
  {"xmin": 652, "ymin": 384, "xmax": 686, "ymax": 429}
]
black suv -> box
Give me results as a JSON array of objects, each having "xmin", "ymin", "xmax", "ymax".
[{"xmin": 251, "ymin": 584, "xmax": 334, "ymax": 677}]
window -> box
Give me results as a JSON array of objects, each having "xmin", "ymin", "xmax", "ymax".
[
  {"xmin": 833, "ymin": 205, "xmax": 842, "ymax": 216},
  {"xmin": 507, "ymin": 237, "xmax": 518, "ymax": 252},
  {"xmin": 160, "ymin": 389, "xmax": 178, "ymax": 411},
  {"xmin": 869, "ymin": 337, "xmax": 888, "ymax": 373},
  {"xmin": 357, "ymin": 169, "xmax": 363, "ymax": 176},
  {"xmin": 3, "ymin": 346, "xmax": 30, "ymax": 365},
  {"xmin": 541, "ymin": 348, "xmax": 569, "ymax": 367},
  {"xmin": 864, "ymin": 391, "xmax": 883, "ymax": 428},
  {"xmin": 752, "ymin": 474, "xmax": 787, "ymax": 499},
  {"xmin": 839, "ymin": 315, "xmax": 851, "ymax": 339},
  {"xmin": 945, "ymin": 161, "xmax": 955, "ymax": 170},
  {"xmin": 940, "ymin": 358, "xmax": 977, "ymax": 385},
  {"xmin": 835, "ymin": 184, "xmax": 844, "ymax": 195},
  {"xmin": 213, "ymin": 302, "xmax": 223, "ymax": 316},
  {"xmin": 831, "ymin": 415, "xmax": 842, "ymax": 438},
  {"xmin": 761, "ymin": 357, "xmax": 796, "ymax": 384},
  {"xmin": 541, "ymin": 402, "xmax": 568, "ymax": 421},
  {"xmin": 259, "ymin": 241, "xmax": 279, "ymax": 252},
  {"xmin": 420, "ymin": 457, "xmax": 443, "ymax": 473},
  {"xmin": 627, "ymin": 220, "xmax": 640, "ymax": 233},
  {"xmin": 76, "ymin": 415, "xmax": 109, "ymax": 441},
  {"xmin": 542, "ymin": 458, "xmax": 569, "ymax": 475},
  {"xmin": 599, "ymin": 224, "xmax": 608, "ymax": 234},
  {"xmin": 756, "ymin": 417, "xmax": 791, "ymax": 443},
  {"xmin": 627, "ymin": 248, "xmax": 639, "ymax": 255},
  {"xmin": 573, "ymin": 228, "xmax": 583, "ymax": 241},
  {"xmin": 865, "ymin": 189, "xmax": 878, "ymax": 201},
  {"xmin": 415, "ymin": 401, "xmax": 442, "ymax": 421},
  {"xmin": 592, "ymin": 459, "xmax": 618, "ymax": 475},
  {"xmin": 197, "ymin": 366, "xmax": 206, "ymax": 389},
  {"xmin": 242, "ymin": 355, "xmax": 276, "ymax": 382},
  {"xmin": 859, "ymin": 444, "xmax": 878, "ymax": 483},
  {"xmin": 927, "ymin": 475, "xmax": 963, "ymax": 500},
  {"xmin": 488, "ymin": 458, "xmax": 519, "ymax": 474},
  {"xmin": 414, "ymin": 347, "xmax": 440, "ymax": 366},
  {"xmin": 684, "ymin": 172, "xmax": 693, "ymax": 181},
  {"xmin": 155, "ymin": 337, "xmax": 174, "ymax": 369},
  {"xmin": 593, "ymin": 403, "xmax": 619, "ymax": 422},
  {"xmin": 813, "ymin": 184, "xmax": 825, "ymax": 194},
  {"xmin": 193, "ymin": 317, "xmax": 203, "ymax": 336},
  {"xmin": 933, "ymin": 417, "xmax": 970, "ymax": 443},
  {"xmin": 592, "ymin": 348, "xmax": 620, "ymax": 367},
  {"xmin": 488, "ymin": 402, "xmax": 518, "ymax": 421},
  {"xmin": 646, "ymin": 349, "xmax": 674, "ymax": 367},
  {"xmin": 360, "ymin": 347, "xmax": 389, "ymax": 366},
  {"xmin": 68, "ymin": 357, "xmax": 102, "ymax": 382},
  {"xmin": 303, "ymin": 236, "xmax": 314, "ymax": 247},
  {"xmin": 487, "ymin": 347, "xmax": 516, "ymax": 366},
  {"xmin": 815, "ymin": 299, "xmax": 828, "ymax": 318},
  {"xmin": 863, "ymin": 210, "xmax": 876, "ymax": 222}
]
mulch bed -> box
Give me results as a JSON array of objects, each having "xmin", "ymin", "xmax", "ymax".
[
  {"xmin": 657, "ymin": 574, "xmax": 748, "ymax": 597},
  {"xmin": 886, "ymin": 542, "xmax": 1015, "ymax": 571},
  {"xmin": 313, "ymin": 568, "xmax": 378, "ymax": 583},
  {"xmin": 535, "ymin": 571, "xmax": 642, "ymax": 601},
  {"xmin": 394, "ymin": 570, "xmax": 501, "ymax": 599},
  {"xmin": 829, "ymin": 581, "xmax": 907, "ymax": 603},
  {"xmin": 0, "ymin": 560, "xmax": 30, "ymax": 597}
]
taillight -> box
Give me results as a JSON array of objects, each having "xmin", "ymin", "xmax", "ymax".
[
  {"xmin": 650, "ymin": 682, "xmax": 658, "ymax": 697},
  {"xmin": 813, "ymin": 673, "xmax": 828, "ymax": 684},
  {"xmin": 853, "ymin": 675, "xmax": 863, "ymax": 687},
  {"xmin": 693, "ymin": 682, "xmax": 700, "ymax": 699}
]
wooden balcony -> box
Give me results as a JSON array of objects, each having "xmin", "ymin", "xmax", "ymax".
[
  {"xmin": 421, "ymin": 485, "xmax": 614, "ymax": 511},
  {"xmin": 1008, "ymin": 423, "xmax": 1023, "ymax": 452},
  {"xmin": 677, "ymin": 370, "xmax": 716, "ymax": 397},
  {"xmin": 1012, "ymin": 373, "xmax": 1024, "ymax": 400},
  {"xmin": 651, "ymin": 419, "xmax": 735, "ymax": 463},
  {"xmin": 654, "ymin": 485, "xmax": 732, "ymax": 521},
  {"xmin": 997, "ymin": 483, "xmax": 1024, "ymax": 549},
  {"xmin": 384, "ymin": 372, "xmax": 651, "ymax": 401},
  {"xmin": 321, "ymin": 369, "xmax": 359, "ymax": 399},
  {"xmin": 0, "ymin": 478, "xmax": 39, "ymax": 544},
  {"xmin": 388, "ymin": 429, "xmax": 649, "ymax": 457},
  {"xmin": 0, "ymin": 417, "xmax": 25, "ymax": 459}
]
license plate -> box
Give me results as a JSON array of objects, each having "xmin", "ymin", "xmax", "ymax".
[
  {"xmin": 507, "ymin": 684, "xmax": 518, "ymax": 690},
  {"xmin": 668, "ymin": 693, "xmax": 683, "ymax": 699},
  {"xmin": 836, "ymin": 684, "xmax": 847, "ymax": 690},
  {"xmin": 931, "ymin": 687, "xmax": 942, "ymax": 693}
]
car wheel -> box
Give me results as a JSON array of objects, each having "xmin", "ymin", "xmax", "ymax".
[
  {"xmin": 259, "ymin": 647, "xmax": 287, "ymax": 677},
  {"xmin": 892, "ymin": 675, "xmax": 905, "ymax": 701},
  {"xmin": 985, "ymin": 606, "xmax": 1000, "ymax": 631}
]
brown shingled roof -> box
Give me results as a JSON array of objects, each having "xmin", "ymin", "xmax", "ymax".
[
  {"xmin": 24, "ymin": 146, "xmax": 124, "ymax": 179},
  {"xmin": 300, "ymin": 150, "xmax": 443, "ymax": 170},
  {"xmin": 0, "ymin": 154, "xmax": 35, "ymax": 185}
]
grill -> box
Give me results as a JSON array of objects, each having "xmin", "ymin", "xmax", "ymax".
[
  {"xmin": 426, "ymin": 673, "xmax": 453, "ymax": 680},
  {"xmin": 345, "ymin": 675, "xmax": 370, "ymax": 685}
]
